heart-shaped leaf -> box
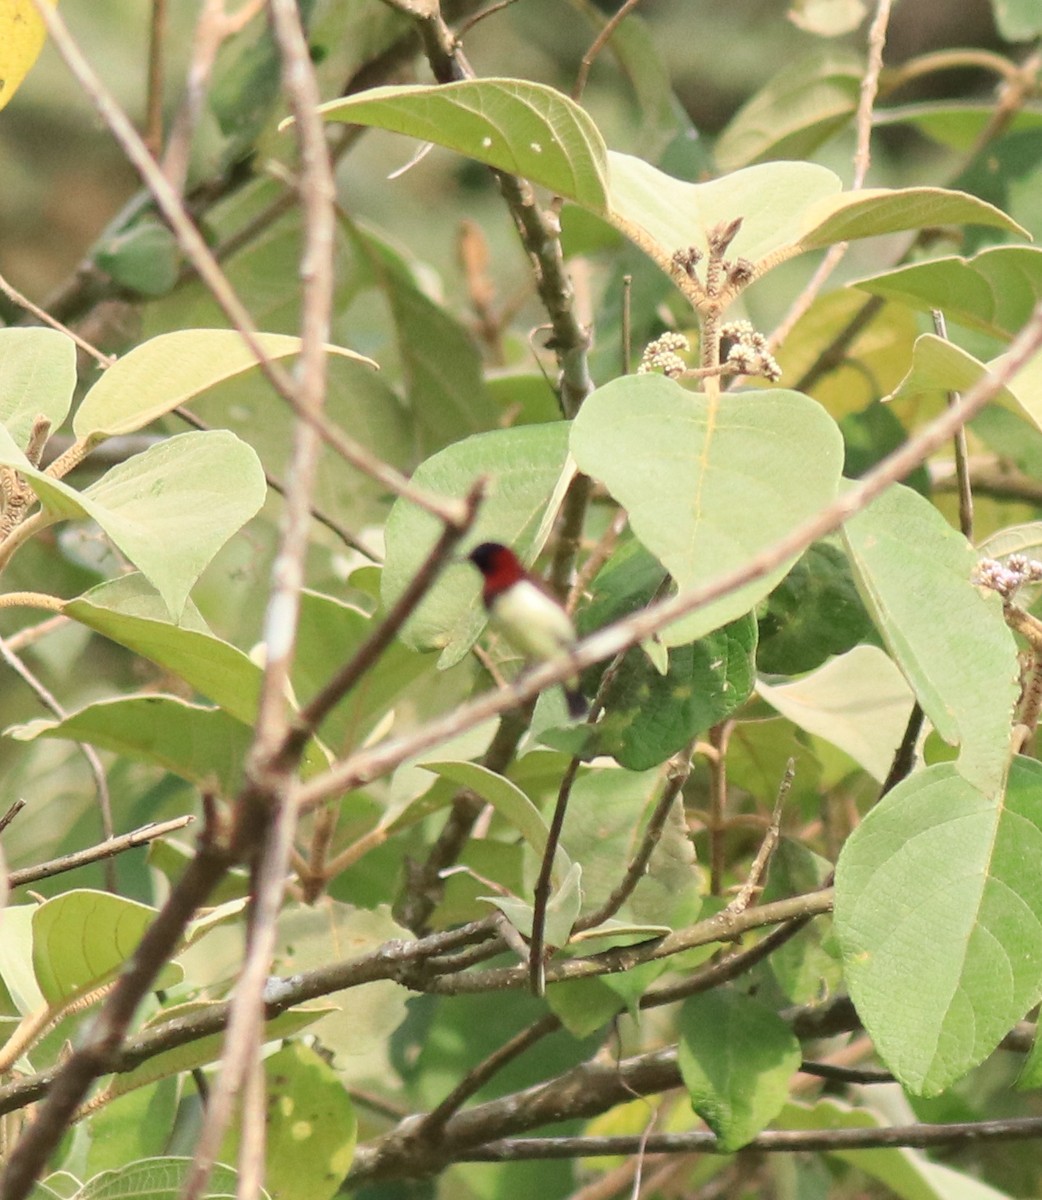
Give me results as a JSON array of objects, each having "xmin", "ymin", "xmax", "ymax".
[{"xmin": 570, "ymin": 376, "xmax": 844, "ymax": 645}]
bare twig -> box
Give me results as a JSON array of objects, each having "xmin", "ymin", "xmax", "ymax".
[
  {"xmin": 931, "ymin": 310, "xmax": 974, "ymax": 541},
  {"xmin": 572, "ymin": 0, "xmax": 644, "ymax": 102},
  {"xmin": 144, "ymin": 0, "xmax": 168, "ymax": 158},
  {"xmin": 0, "ymin": 271, "xmax": 115, "ymax": 367},
  {"xmin": 0, "ymin": 799, "xmax": 26, "ymax": 837},
  {"xmin": 8, "ymin": 816, "xmax": 194, "ymax": 888}
]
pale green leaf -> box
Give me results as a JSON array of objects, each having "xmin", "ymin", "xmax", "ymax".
[
  {"xmin": 381, "ymin": 422, "xmax": 573, "ymax": 666},
  {"xmin": 715, "ymin": 50, "xmax": 861, "ymax": 171},
  {"xmin": 570, "ymin": 376, "xmax": 844, "ymax": 646},
  {"xmin": 797, "ymin": 186, "xmax": 1026, "ymax": 252},
  {"xmin": 0, "ymin": 327, "xmax": 76, "ymax": 446},
  {"xmin": 993, "ymin": 0, "xmax": 1042, "ymax": 41},
  {"xmin": 758, "ymin": 645, "xmax": 914, "ymax": 781},
  {"xmin": 678, "ymin": 989, "xmax": 802, "ymax": 1150},
  {"xmin": 32, "ymin": 890, "xmax": 182, "ymax": 1006},
  {"xmin": 311, "ymin": 79, "xmax": 608, "ymax": 211},
  {"xmin": 852, "ymin": 246, "xmax": 1042, "ymax": 339},
  {"xmin": 77, "ymin": 1159, "xmax": 249, "ymax": 1200},
  {"xmin": 424, "ymin": 760, "xmax": 571, "ymax": 879},
  {"xmin": 220, "ymin": 1043, "xmax": 356, "ymax": 1200},
  {"xmin": 0, "ymin": 431, "xmax": 267, "ymax": 620},
  {"xmin": 788, "ymin": 0, "xmax": 867, "ymax": 36},
  {"xmin": 7, "ymin": 695, "xmax": 253, "ymax": 796},
  {"xmin": 843, "ymin": 482, "xmax": 1019, "ymax": 797},
  {"xmin": 74, "ymin": 329, "xmax": 375, "ymax": 439},
  {"xmin": 874, "ymin": 102, "xmax": 1042, "ymax": 153},
  {"xmin": 835, "ymin": 758, "xmax": 1042, "ymax": 1095}
]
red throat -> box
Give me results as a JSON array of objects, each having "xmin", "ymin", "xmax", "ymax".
[{"xmin": 471, "ymin": 543, "xmax": 527, "ymax": 603}]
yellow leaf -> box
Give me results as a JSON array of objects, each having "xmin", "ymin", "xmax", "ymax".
[{"xmin": 0, "ymin": 0, "xmax": 54, "ymax": 113}]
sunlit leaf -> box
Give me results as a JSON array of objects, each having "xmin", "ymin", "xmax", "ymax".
[{"xmin": 0, "ymin": 0, "xmax": 52, "ymax": 112}]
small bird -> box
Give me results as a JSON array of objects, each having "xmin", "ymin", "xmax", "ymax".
[{"xmin": 468, "ymin": 541, "xmax": 586, "ymax": 718}]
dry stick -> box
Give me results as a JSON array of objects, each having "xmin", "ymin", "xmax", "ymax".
[
  {"xmin": 8, "ymin": 817, "xmax": 194, "ymax": 887},
  {"xmin": 182, "ymin": 0, "xmax": 336, "ymax": 1193},
  {"xmin": 0, "ymin": 804, "xmax": 235, "ymax": 1200},
  {"xmin": 931, "ymin": 309, "xmax": 974, "ymax": 541},
  {"xmin": 296, "ymin": 301, "xmax": 1042, "ymax": 818},
  {"xmin": 144, "ymin": 0, "xmax": 168, "ymax": 158},
  {"xmin": 0, "ymin": 799, "xmax": 26, "ymax": 837},
  {"xmin": 768, "ymin": 0, "xmax": 892, "ymax": 353},
  {"xmin": 29, "ymin": 0, "xmax": 463, "ymax": 528},
  {"xmin": 0, "ymin": 635, "xmax": 116, "ymax": 891},
  {"xmin": 0, "ymin": 271, "xmax": 115, "ymax": 366},
  {"xmin": 706, "ymin": 721, "xmax": 732, "ymax": 896},
  {"xmin": 572, "ymin": 0, "xmax": 644, "ymax": 102}
]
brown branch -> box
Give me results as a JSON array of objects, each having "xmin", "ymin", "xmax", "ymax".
[{"xmin": 8, "ymin": 817, "xmax": 194, "ymax": 888}]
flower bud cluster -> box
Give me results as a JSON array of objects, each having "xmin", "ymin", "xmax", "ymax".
[
  {"xmin": 720, "ymin": 320, "xmax": 782, "ymax": 382},
  {"xmin": 974, "ymin": 553, "xmax": 1042, "ymax": 597},
  {"xmin": 638, "ymin": 331, "xmax": 690, "ymax": 378}
]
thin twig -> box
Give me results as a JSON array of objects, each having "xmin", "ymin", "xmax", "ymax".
[
  {"xmin": 0, "ymin": 635, "xmax": 116, "ymax": 888},
  {"xmin": 0, "ymin": 271, "xmax": 115, "ymax": 367},
  {"xmin": 572, "ymin": 0, "xmax": 644, "ymax": 102},
  {"xmin": 0, "ymin": 799, "xmax": 26, "ymax": 837},
  {"xmin": 8, "ymin": 817, "xmax": 194, "ymax": 887},
  {"xmin": 931, "ymin": 310, "xmax": 974, "ymax": 541},
  {"xmin": 768, "ymin": 0, "xmax": 893, "ymax": 352},
  {"xmin": 144, "ymin": 0, "xmax": 168, "ymax": 158}
]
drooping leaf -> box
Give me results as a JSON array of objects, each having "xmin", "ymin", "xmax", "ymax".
[
  {"xmin": 678, "ymin": 988, "xmax": 802, "ymax": 1150},
  {"xmin": 835, "ymin": 758, "xmax": 1042, "ymax": 1095},
  {"xmin": 715, "ymin": 49, "xmax": 861, "ymax": 171},
  {"xmin": 0, "ymin": 430, "xmax": 267, "ymax": 619},
  {"xmin": 851, "ymin": 246, "xmax": 1042, "ymax": 340},
  {"xmin": 0, "ymin": 327, "xmax": 77, "ymax": 446},
  {"xmin": 570, "ymin": 376, "xmax": 844, "ymax": 646},
  {"xmin": 32, "ymin": 890, "xmax": 182, "ymax": 1006},
  {"xmin": 74, "ymin": 329, "xmax": 375, "ymax": 439},
  {"xmin": 758, "ymin": 645, "xmax": 914, "ymax": 782},
  {"xmin": 310, "ymin": 79, "xmax": 609, "ymax": 211},
  {"xmin": 843, "ymin": 482, "xmax": 1019, "ymax": 797},
  {"xmin": 992, "ymin": 0, "xmax": 1042, "ymax": 41},
  {"xmin": 423, "ymin": 760, "xmax": 571, "ymax": 879},
  {"xmin": 0, "ymin": 0, "xmax": 52, "ymax": 112},
  {"xmin": 8, "ymin": 695, "xmax": 254, "ymax": 796},
  {"xmin": 381, "ymin": 422, "xmax": 573, "ymax": 667},
  {"xmin": 95, "ymin": 221, "xmax": 181, "ymax": 299},
  {"xmin": 874, "ymin": 103, "xmax": 1042, "ymax": 153}
]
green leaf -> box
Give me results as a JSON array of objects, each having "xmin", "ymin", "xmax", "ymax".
[
  {"xmin": 95, "ymin": 221, "xmax": 180, "ymax": 298},
  {"xmin": 677, "ymin": 988, "xmax": 802, "ymax": 1150},
  {"xmin": 715, "ymin": 49, "xmax": 861, "ymax": 171},
  {"xmin": 381, "ymin": 422, "xmax": 572, "ymax": 666},
  {"xmin": 74, "ymin": 329, "xmax": 375, "ymax": 439},
  {"xmin": 781, "ymin": 1097, "xmax": 1017, "ymax": 1200},
  {"xmin": 77, "ymin": 1159, "xmax": 249, "ymax": 1200},
  {"xmin": 85, "ymin": 1080, "xmax": 179, "ymax": 1177},
  {"xmin": 0, "ymin": 327, "xmax": 76, "ymax": 446},
  {"xmin": 602, "ymin": 155, "xmax": 1023, "ymax": 282},
  {"xmin": 761, "ymin": 842, "xmax": 842, "ymax": 1004},
  {"xmin": 311, "ymin": 79, "xmax": 609, "ymax": 211},
  {"xmin": 842, "ymin": 482, "xmax": 1019, "ymax": 797},
  {"xmin": 796, "ymin": 186, "xmax": 1026, "ymax": 251},
  {"xmin": 992, "ymin": 0, "xmax": 1042, "ymax": 41},
  {"xmin": 756, "ymin": 541, "xmax": 878, "ymax": 675},
  {"xmin": 0, "ymin": 430, "xmax": 267, "ymax": 620},
  {"xmin": 275, "ymin": 902, "xmax": 413, "ymax": 1064},
  {"xmin": 8, "ymin": 695, "xmax": 253, "ymax": 796},
  {"xmin": 546, "ymin": 976, "xmax": 624, "ymax": 1037},
  {"xmin": 852, "ymin": 246, "xmax": 1042, "ymax": 339},
  {"xmin": 490, "ymin": 861, "xmax": 583, "ymax": 947},
  {"xmin": 570, "ymin": 376, "xmax": 844, "ymax": 646},
  {"xmin": 423, "ymin": 760, "xmax": 571, "ymax": 878},
  {"xmin": 348, "ymin": 223, "xmax": 495, "ymax": 451},
  {"xmin": 835, "ymin": 758, "xmax": 1042, "ymax": 1095},
  {"xmin": 32, "ymin": 890, "xmax": 181, "ymax": 1005},
  {"xmin": 874, "ymin": 103, "xmax": 1042, "ymax": 152},
  {"xmin": 64, "ymin": 576, "xmax": 261, "ymax": 723},
  {"xmin": 220, "ymin": 1043, "xmax": 356, "ymax": 1200},
  {"xmin": 606, "ymin": 152, "xmax": 841, "ymax": 270},
  {"xmin": 758, "ymin": 645, "xmax": 914, "ymax": 782},
  {"xmin": 788, "ymin": 0, "xmax": 867, "ymax": 36}
]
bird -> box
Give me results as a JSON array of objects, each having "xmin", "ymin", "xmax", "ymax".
[{"xmin": 467, "ymin": 541, "xmax": 587, "ymax": 719}]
